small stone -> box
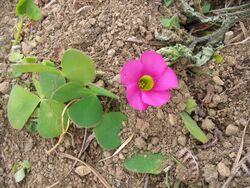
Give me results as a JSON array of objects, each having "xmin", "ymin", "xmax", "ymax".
[
  {"xmin": 96, "ymin": 70, "xmax": 105, "ymax": 77},
  {"xmin": 217, "ymin": 162, "xmax": 230, "ymax": 177},
  {"xmin": 223, "ymin": 141, "xmax": 233, "ymax": 148},
  {"xmin": 116, "ymin": 40, "xmax": 124, "ymax": 47},
  {"xmin": 118, "ymin": 153, "xmax": 125, "ymax": 160},
  {"xmin": 0, "ymin": 81, "xmax": 10, "ymax": 94},
  {"xmin": 35, "ymin": 36, "xmax": 42, "ymax": 43},
  {"xmin": 58, "ymin": 146, "xmax": 65, "ymax": 152},
  {"xmin": 151, "ymin": 137, "xmax": 159, "ymax": 145},
  {"xmin": 225, "ymin": 124, "xmax": 239, "ymax": 136},
  {"xmin": 213, "ymin": 76, "xmax": 224, "ymax": 86},
  {"xmin": 201, "ymin": 118, "xmax": 215, "ymax": 131},
  {"xmin": 95, "ymin": 80, "xmax": 105, "ymax": 87},
  {"xmin": 224, "ymin": 31, "xmax": 234, "ymax": 44},
  {"xmin": 112, "ymin": 74, "xmax": 120, "ymax": 83},
  {"xmin": 75, "ymin": 165, "xmax": 91, "ymax": 177},
  {"xmin": 24, "ymin": 139, "xmax": 33, "ymax": 152},
  {"xmin": 89, "ymin": 18, "xmax": 96, "ymax": 25},
  {"xmin": 225, "ymin": 56, "xmax": 236, "ymax": 66},
  {"xmin": 135, "ymin": 119, "xmax": 149, "ymax": 131},
  {"xmin": 22, "ymin": 42, "xmax": 32, "ymax": 55},
  {"xmin": 229, "ymin": 152, "xmax": 236, "ymax": 158},
  {"xmin": 107, "ymin": 49, "xmax": 116, "ymax": 58},
  {"xmin": 203, "ymin": 164, "xmax": 218, "ymax": 183},
  {"xmin": 156, "ymin": 109, "xmax": 164, "ymax": 119},
  {"xmin": 177, "ymin": 135, "xmax": 187, "ymax": 146},
  {"xmin": 134, "ymin": 137, "xmax": 146, "ymax": 149}
]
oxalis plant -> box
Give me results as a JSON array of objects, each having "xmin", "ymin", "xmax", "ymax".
[{"xmin": 7, "ymin": 49, "xmax": 127, "ymax": 153}]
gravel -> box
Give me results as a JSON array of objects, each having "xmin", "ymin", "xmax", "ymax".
[{"xmin": 225, "ymin": 124, "xmax": 239, "ymax": 136}]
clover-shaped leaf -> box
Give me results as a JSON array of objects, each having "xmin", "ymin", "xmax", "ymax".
[
  {"xmin": 7, "ymin": 85, "xmax": 40, "ymax": 129},
  {"xmin": 16, "ymin": 0, "xmax": 43, "ymax": 21},
  {"xmin": 124, "ymin": 152, "xmax": 166, "ymax": 174},
  {"xmin": 62, "ymin": 49, "xmax": 95, "ymax": 85},
  {"xmin": 68, "ymin": 94, "xmax": 103, "ymax": 128},
  {"xmin": 52, "ymin": 82, "xmax": 93, "ymax": 103},
  {"xmin": 39, "ymin": 72, "xmax": 65, "ymax": 98},
  {"xmin": 37, "ymin": 99, "xmax": 67, "ymax": 138},
  {"xmin": 94, "ymin": 112, "xmax": 127, "ymax": 150}
]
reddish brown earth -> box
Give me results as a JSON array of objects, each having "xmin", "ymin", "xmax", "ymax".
[{"xmin": 0, "ymin": 0, "xmax": 249, "ymax": 187}]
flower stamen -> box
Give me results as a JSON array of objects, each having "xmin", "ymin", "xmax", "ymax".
[{"xmin": 139, "ymin": 75, "xmax": 154, "ymax": 91}]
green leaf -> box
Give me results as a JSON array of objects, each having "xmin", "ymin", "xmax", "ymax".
[
  {"xmin": 16, "ymin": 0, "xmax": 43, "ymax": 21},
  {"xmin": 14, "ymin": 168, "xmax": 26, "ymax": 183},
  {"xmin": 170, "ymin": 14, "xmax": 180, "ymax": 30},
  {"xmin": 20, "ymin": 160, "xmax": 31, "ymax": 171},
  {"xmin": 202, "ymin": 2, "xmax": 211, "ymax": 14},
  {"xmin": 174, "ymin": 179, "xmax": 181, "ymax": 188},
  {"xmin": 161, "ymin": 18, "xmax": 171, "ymax": 28},
  {"xmin": 7, "ymin": 85, "xmax": 40, "ymax": 129},
  {"xmin": 68, "ymin": 95, "xmax": 103, "ymax": 128},
  {"xmin": 163, "ymin": 0, "xmax": 174, "ymax": 7},
  {"xmin": 124, "ymin": 152, "xmax": 166, "ymax": 174},
  {"xmin": 39, "ymin": 72, "xmax": 65, "ymax": 98},
  {"xmin": 185, "ymin": 98, "xmax": 197, "ymax": 114},
  {"xmin": 213, "ymin": 52, "xmax": 224, "ymax": 64},
  {"xmin": 12, "ymin": 63, "xmax": 61, "ymax": 74},
  {"xmin": 21, "ymin": 56, "xmax": 38, "ymax": 63},
  {"xmin": 62, "ymin": 49, "xmax": 95, "ymax": 85},
  {"xmin": 32, "ymin": 77, "xmax": 44, "ymax": 98},
  {"xmin": 52, "ymin": 82, "xmax": 93, "ymax": 103},
  {"xmin": 94, "ymin": 112, "xmax": 127, "ymax": 150},
  {"xmin": 8, "ymin": 51, "xmax": 24, "ymax": 62},
  {"xmin": 88, "ymin": 83, "xmax": 119, "ymax": 99},
  {"xmin": 37, "ymin": 100, "xmax": 67, "ymax": 138},
  {"xmin": 180, "ymin": 112, "xmax": 208, "ymax": 144},
  {"xmin": 42, "ymin": 60, "xmax": 55, "ymax": 67}
]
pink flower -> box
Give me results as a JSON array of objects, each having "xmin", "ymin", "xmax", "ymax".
[{"xmin": 120, "ymin": 51, "xmax": 178, "ymax": 111}]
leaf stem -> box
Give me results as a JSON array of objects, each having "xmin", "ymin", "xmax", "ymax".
[{"xmin": 14, "ymin": 16, "xmax": 24, "ymax": 46}]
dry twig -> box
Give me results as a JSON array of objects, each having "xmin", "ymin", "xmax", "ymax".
[{"xmin": 60, "ymin": 153, "xmax": 112, "ymax": 188}]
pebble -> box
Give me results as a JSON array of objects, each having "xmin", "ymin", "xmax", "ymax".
[
  {"xmin": 75, "ymin": 165, "xmax": 91, "ymax": 177},
  {"xmin": 225, "ymin": 124, "xmax": 239, "ymax": 136},
  {"xmin": 24, "ymin": 139, "xmax": 33, "ymax": 152},
  {"xmin": 203, "ymin": 164, "xmax": 218, "ymax": 183},
  {"xmin": 177, "ymin": 135, "xmax": 187, "ymax": 146},
  {"xmin": 0, "ymin": 81, "xmax": 10, "ymax": 94},
  {"xmin": 151, "ymin": 137, "xmax": 159, "ymax": 145},
  {"xmin": 156, "ymin": 109, "xmax": 164, "ymax": 119},
  {"xmin": 116, "ymin": 40, "xmax": 124, "ymax": 47},
  {"xmin": 22, "ymin": 42, "xmax": 32, "ymax": 55},
  {"xmin": 213, "ymin": 76, "xmax": 224, "ymax": 86},
  {"xmin": 107, "ymin": 49, "xmax": 116, "ymax": 58},
  {"xmin": 217, "ymin": 162, "xmax": 230, "ymax": 177},
  {"xmin": 201, "ymin": 118, "xmax": 215, "ymax": 131},
  {"xmin": 89, "ymin": 18, "xmax": 96, "ymax": 25},
  {"xmin": 95, "ymin": 80, "xmax": 105, "ymax": 87},
  {"xmin": 134, "ymin": 137, "xmax": 146, "ymax": 149},
  {"xmin": 135, "ymin": 119, "xmax": 149, "ymax": 131},
  {"xmin": 223, "ymin": 141, "xmax": 233, "ymax": 148},
  {"xmin": 224, "ymin": 31, "xmax": 234, "ymax": 44}
]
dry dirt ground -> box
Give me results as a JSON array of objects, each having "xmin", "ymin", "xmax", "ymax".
[{"xmin": 0, "ymin": 0, "xmax": 250, "ymax": 188}]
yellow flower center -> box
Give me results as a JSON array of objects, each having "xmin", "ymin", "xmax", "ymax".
[{"xmin": 138, "ymin": 75, "xmax": 154, "ymax": 91}]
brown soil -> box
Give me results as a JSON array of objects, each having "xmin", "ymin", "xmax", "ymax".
[{"xmin": 0, "ymin": 0, "xmax": 250, "ymax": 188}]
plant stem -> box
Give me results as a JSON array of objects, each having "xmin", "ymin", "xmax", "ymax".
[
  {"xmin": 209, "ymin": 3, "xmax": 250, "ymax": 13},
  {"xmin": 13, "ymin": 16, "xmax": 24, "ymax": 46}
]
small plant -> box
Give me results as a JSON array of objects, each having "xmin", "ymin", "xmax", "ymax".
[
  {"xmin": 7, "ymin": 49, "xmax": 127, "ymax": 152},
  {"xmin": 14, "ymin": 0, "xmax": 43, "ymax": 45},
  {"xmin": 12, "ymin": 160, "xmax": 31, "ymax": 183},
  {"xmin": 120, "ymin": 51, "xmax": 178, "ymax": 111},
  {"xmin": 161, "ymin": 14, "xmax": 180, "ymax": 31}
]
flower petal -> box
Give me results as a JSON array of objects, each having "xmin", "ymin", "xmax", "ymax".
[
  {"xmin": 126, "ymin": 84, "xmax": 148, "ymax": 111},
  {"xmin": 141, "ymin": 90, "xmax": 171, "ymax": 107},
  {"xmin": 154, "ymin": 67, "xmax": 178, "ymax": 91},
  {"xmin": 120, "ymin": 60, "xmax": 144, "ymax": 86},
  {"xmin": 140, "ymin": 51, "xmax": 167, "ymax": 77}
]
